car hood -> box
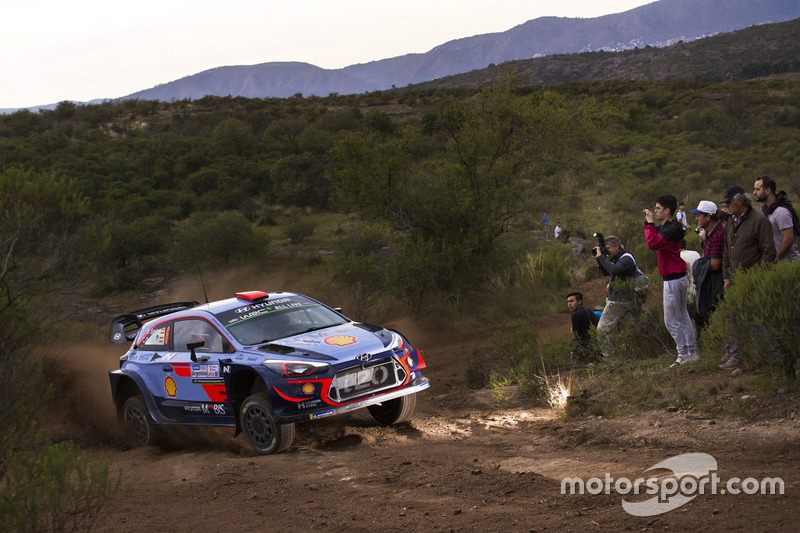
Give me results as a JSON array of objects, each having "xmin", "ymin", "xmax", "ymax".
[{"xmin": 265, "ymin": 323, "xmax": 394, "ymax": 363}]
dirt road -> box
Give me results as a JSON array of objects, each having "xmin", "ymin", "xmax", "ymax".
[{"xmin": 47, "ymin": 294, "xmax": 799, "ymax": 532}]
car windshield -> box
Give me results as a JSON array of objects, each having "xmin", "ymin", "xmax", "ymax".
[{"xmin": 214, "ymin": 295, "xmax": 348, "ymax": 345}]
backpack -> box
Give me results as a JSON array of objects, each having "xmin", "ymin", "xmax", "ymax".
[{"xmin": 621, "ymin": 253, "xmax": 650, "ymax": 293}]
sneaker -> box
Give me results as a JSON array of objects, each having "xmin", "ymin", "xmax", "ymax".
[
  {"xmin": 719, "ymin": 356, "xmax": 740, "ymax": 370},
  {"xmin": 670, "ymin": 353, "xmax": 700, "ymax": 368}
]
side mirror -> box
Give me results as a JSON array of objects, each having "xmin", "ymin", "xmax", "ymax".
[{"xmin": 187, "ymin": 341, "xmax": 206, "ymax": 362}]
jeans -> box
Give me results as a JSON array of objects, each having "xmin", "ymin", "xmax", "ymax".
[{"xmin": 663, "ymin": 276, "xmax": 698, "ymax": 358}]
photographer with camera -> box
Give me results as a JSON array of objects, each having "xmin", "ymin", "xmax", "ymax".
[{"xmin": 592, "ymin": 234, "xmax": 638, "ymax": 359}]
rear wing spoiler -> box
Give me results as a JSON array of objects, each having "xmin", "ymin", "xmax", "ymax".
[{"xmin": 109, "ymin": 301, "xmax": 200, "ymax": 344}]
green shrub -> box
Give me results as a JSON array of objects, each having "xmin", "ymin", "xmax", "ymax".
[
  {"xmin": 488, "ymin": 319, "xmax": 571, "ymax": 399},
  {"xmin": 0, "ymin": 439, "xmax": 120, "ymax": 533},
  {"xmin": 596, "ymin": 299, "xmax": 673, "ymax": 360},
  {"xmin": 465, "ymin": 353, "xmax": 488, "ymax": 390},
  {"xmin": 328, "ymin": 252, "xmax": 388, "ymax": 321},
  {"xmin": 701, "ymin": 261, "xmax": 800, "ymax": 378},
  {"xmin": 282, "ymin": 219, "xmax": 316, "ymax": 244},
  {"xmin": 171, "ymin": 210, "xmax": 267, "ymax": 267}
]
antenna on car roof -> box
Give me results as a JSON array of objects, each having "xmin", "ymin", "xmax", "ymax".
[{"xmin": 198, "ymin": 267, "xmax": 209, "ymax": 304}]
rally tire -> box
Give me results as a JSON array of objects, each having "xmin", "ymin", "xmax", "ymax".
[
  {"xmin": 123, "ymin": 395, "xmax": 157, "ymax": 446},
  {"xmin": 240, "ymin": 393, "xmax": 295, "ymax": 454},
  {"xmin": 368, "ymin": 393, "xmax": 417, "ymax": 425}
]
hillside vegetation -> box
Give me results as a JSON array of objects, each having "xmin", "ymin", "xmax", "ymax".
[{"xmin": 2, "ymin": 75, "xmax": 800, "ymax": 310}]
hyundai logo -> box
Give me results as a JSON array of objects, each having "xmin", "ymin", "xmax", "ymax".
[{"xmin": 356, "ymin": 353, "xmax": 372, "ymax": 362}]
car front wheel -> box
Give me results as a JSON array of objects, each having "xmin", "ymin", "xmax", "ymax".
[
  {"xmin": 123, "ymin": 395, "xmax": 156, "ymax": 446},
  {"xmin": 368, "ymin": 393, "xmax": 417, "ymax": 425},
  {"xmin": 240, "ymin": 393, "xmax": 295, "ymax": 454}
]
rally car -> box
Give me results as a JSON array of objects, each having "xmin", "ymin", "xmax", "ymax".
[{"xmin": 108, "ymin": 291, "xmax": 429, "ymax": 454}]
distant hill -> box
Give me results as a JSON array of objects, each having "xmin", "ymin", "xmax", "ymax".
[
  {"xmin": 121, "ymin": 0, "xmax": 798, "ymax": 102},
  {"xmin": 411, "ymin": 17, "xmax": 800, "ymax": 90}
]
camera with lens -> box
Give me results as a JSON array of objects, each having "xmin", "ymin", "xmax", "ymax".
[
  {"xmin": 592, "ymin": 232, "xmax": 607, "ymax": 257},
  {"xmin": 694, "ymin": 228, "xmax": 702, "ymax": 234}
]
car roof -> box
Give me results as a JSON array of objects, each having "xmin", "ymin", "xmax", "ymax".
[{"xmin": 191, "ymin": 291, "xmax": 301, "ymax": 315}]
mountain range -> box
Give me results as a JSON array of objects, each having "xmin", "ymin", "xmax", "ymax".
[
  {"xmin": 3, "ymin": 0, "xmax": 798, "ymax": 114},
  {"xmin": 120, "ymin": 0, "xmax": 799, "ymax": 102}
]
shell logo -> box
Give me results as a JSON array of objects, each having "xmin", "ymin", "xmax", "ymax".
[
  {"xmin": 323, "ymin": 335, "xmax": 357, "ymax": 347},
  {"xmin": 164, "ymin": 376, "xmax": 177, "ymax": 397},
  {"xmin": 302, "ymin": 383, "xmax": 315, "ymax": 395}
]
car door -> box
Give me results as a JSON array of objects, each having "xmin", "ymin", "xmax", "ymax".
[{"xmin": 159, "ymin": 318, "xmax": 236, "ymax": 425}]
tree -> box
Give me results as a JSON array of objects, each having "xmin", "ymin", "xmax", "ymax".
[{"xmin": 330, "ymin": 79, "xmax": 601, "ymax": 292}]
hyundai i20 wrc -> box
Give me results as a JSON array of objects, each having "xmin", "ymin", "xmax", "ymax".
[{"xmin": 108, "ymin": 291, "xmax": 429, "ymax": 454}]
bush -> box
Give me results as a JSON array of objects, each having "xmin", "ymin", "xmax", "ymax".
[
  {"xmin": 596, "ymin": 299, "xmax": 674, "ymax": 361},
  {"xmin": 328, "ymin": 252, "xmax": 387, "ymax": 321},
  {"xmin": 701, "ymin": 261, "xmax": 800, "ymax": 378},
  {"xmin": 488, "ymin": 319, "xmax": 572, "ymax": 399},
  {"xmin": 0, "ymin": 439, "xmax": 120, "ymax": 532},
  {"xmin": 282, "ymin": 219, "xmax": 316, "ymax": 244},
  {"xmin": 171, "ymin": 211, "xmax": 267, "ymax": 267}
]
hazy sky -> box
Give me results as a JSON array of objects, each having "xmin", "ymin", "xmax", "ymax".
[{"xmin": 1, "ymin": 0, "xmax": 654, "ymax": 108}]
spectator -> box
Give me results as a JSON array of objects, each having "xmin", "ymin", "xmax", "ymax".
[
  {"xmin": 676, "ymin": 201, "xmax": 690, "ymax": 231},
  {"xmin": 542, "ymin": 213, "xmax": 550, "ymax": 241},
  {"xmin": 721, "ymin": 185, "xmax": 776, "ymax": 289},
  {"xmin": 559, "ymin": 224, "xmax": 571, "ymax": 243},
  {"xmin": 643, "ymin": 194, "xmax": 698, "ymax": 367},
  {"xmin": 689, "ymin": 200, "xmax": 725, "ymax": 341},
  {"xmin": 592, "ymin": 235, "xmax": 638, "ymax": 358},
  {"xmin": 753, "ymin": 176, "xmax": 800, "ymax": 262},
  {"xmin": 719, "ymin": 185, "xmax": 776, "ymax": 369},
  {"xmin": 554, "ymin": 222, "xmax": 562, "ymax": 241},
  {"xmin": 566, "ymin": 291, "xmax": 600, "ymax": 361}
]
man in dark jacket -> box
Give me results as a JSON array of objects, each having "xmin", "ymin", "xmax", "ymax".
[
  {"xmin": 644, "ymin": 194, "xmax": 698, "ymax": 367},
  {"xmin": 721, "ymin": 185, "xmax": 776, "ymax": 289},
  {"xmin": 592, "ymin": 235, "xmax": 637, "ymax": 358},
  {"xmin": 719, "ymin": 185, "xmax": 776, "ymax": 369}
]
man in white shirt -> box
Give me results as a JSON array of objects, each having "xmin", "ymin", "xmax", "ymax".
[{"xmin": 676, "ymin": 201, "xmax": 690, "ymax": 231}]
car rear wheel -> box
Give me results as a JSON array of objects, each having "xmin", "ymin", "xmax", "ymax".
[
  {"xmin": 123, "ymin": 395, "xmax": 156, "ymax": 446},
  {"xmin": 368, "ymin": 393, "xmax": 417, "ymax": 425},
  {"xmin": 240, "ymin": 393, "xmax": 295, "ymax": 454}
]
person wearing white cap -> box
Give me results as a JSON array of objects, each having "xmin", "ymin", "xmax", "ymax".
[{"xmin": 689, "ymin": 200, "xmax": 725, "ymax": 340}]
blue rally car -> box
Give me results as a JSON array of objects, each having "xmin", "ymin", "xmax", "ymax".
[{"xmin": 108, "ymin": 291, "xmax": 430, "ymax": 454}]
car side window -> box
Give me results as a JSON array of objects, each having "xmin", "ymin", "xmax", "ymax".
[
  {"xmin": 174, "ymin": 319, "xmax": 225, "ymax": 353},
  {"xmin": 140, "ymin": 324, "xmax": 170, "ymax": 349}
]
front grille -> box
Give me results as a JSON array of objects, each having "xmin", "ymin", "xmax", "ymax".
[{"xmin": 328, "ymin": 358, "xmax": 406, "ymax": 402}]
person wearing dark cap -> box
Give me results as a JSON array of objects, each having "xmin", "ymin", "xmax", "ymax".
[
  {"xmin": 721, "ymin": 185, "xmax": 776, "ymax": 290},
  {"xmin": 719, "ymin": 185, "xmax": 776, "ymax": 369},
  {"xmin": 690, "ymin": 200, "xmax": 725, "ymax": 341}
]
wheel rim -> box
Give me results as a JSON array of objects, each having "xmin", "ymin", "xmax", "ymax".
[
  {"xmin": 244, "ymin": 404, "xmax": 274, "ymax": 447},
  {"xmin": 126, "ymin": 405, "xmax": 149, "ymax": 443}
]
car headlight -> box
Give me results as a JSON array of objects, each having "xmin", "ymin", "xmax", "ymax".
[
  {"xmin": 388, "ymin": 332, "xmax": 409, "ymax": 354},
  {"xmin": 262, "ymin": 360, "xmax": 330, "ymax": 378}
]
